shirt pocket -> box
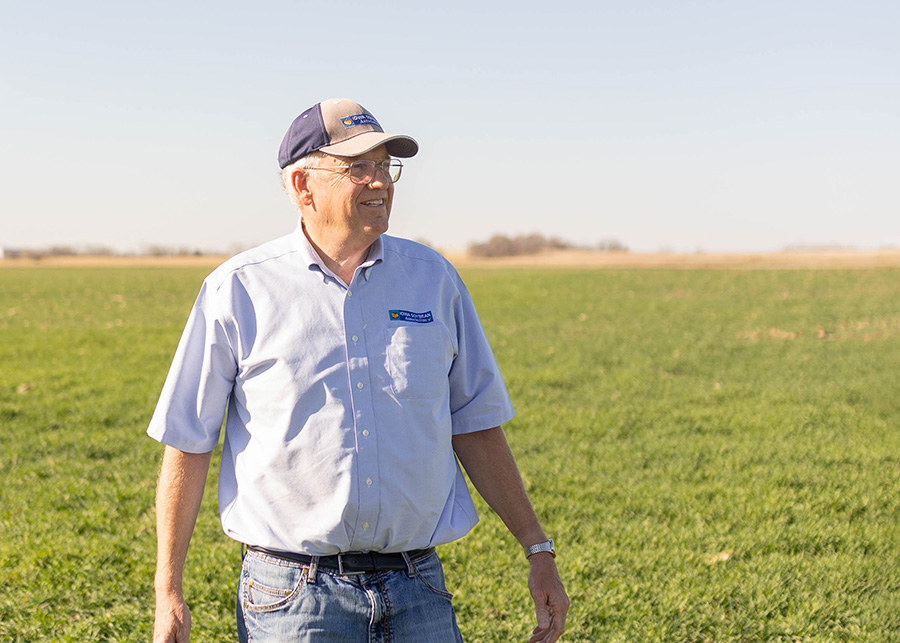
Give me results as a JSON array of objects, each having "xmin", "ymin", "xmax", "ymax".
[{"xmin": 385, "ymin": 324, "xmax": 452, "ymax": 399}]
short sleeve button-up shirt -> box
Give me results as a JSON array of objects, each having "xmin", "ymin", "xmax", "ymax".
[{"xmin": 147, "ymin": 224, "xmax": 515, "ymax": 555}]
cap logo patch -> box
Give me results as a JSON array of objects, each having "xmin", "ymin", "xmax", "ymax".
[
  {"xmin": 341, "ymin": 113, "xmax": 380, "ymax": 129},
  {"xmin": 389, "ymin": 310, "xmax": 433, "ymax": 323}
]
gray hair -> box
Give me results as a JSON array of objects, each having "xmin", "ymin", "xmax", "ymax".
[{"xmin": 281, "ymin": 151, "xmax": 328, "ymax": 209}]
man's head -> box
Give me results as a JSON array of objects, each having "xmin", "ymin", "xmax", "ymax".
[{"xmin": 279, "ymin": 100, "xmax": 417, "ymax": 249}]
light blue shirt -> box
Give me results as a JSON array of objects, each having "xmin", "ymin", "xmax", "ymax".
[{"xmin": 147, "ymin": 223, "xmax": 515, "ymax": 555}]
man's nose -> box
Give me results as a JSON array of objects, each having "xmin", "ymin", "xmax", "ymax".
[{"xmin": 368, "ymin": 165, "xmax": 393, "ymax": 188}]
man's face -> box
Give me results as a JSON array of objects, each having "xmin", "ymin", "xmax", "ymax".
[{"xmin": 305, "ymin": 145, "xmax": 394, "ymax": 245}]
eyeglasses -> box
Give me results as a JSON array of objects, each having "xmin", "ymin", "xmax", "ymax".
[{"xmin": 307, "ymin": 159, "xmax": 404, "ymax": 185}]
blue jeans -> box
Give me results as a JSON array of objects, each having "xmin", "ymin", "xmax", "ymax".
[{"xmin": 236, "ymin": 549, "xmax": 464, "ymax": 642}]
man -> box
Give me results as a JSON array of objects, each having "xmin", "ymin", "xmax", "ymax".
[{"xmin": 149, "ymin": 98, "xmax": 568, "ymax": 642}]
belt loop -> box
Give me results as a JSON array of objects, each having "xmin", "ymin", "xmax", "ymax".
[
  {"xmin": 400, "ymin": 551, "xmax": 415, "ymax": 578},
  {"xmin": 306, "ymin": 555, "xmax": 319, "ymax": 585}
]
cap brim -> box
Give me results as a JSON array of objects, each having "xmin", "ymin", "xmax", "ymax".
[{"xmin": 320, "ymin": 132, "xmax": 419, "ymax": 158}]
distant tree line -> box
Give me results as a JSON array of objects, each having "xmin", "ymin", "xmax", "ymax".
[
  {"xmin": 1, "ymin": 246, "xmax": 114, "ymax": 260},
  {"xmin": 467, "ymin": 233, "xmax": 627, "ymax": 258},
  {"xmin": 2, "ymin": 245, "xmax": 208, "ymax": 259}
]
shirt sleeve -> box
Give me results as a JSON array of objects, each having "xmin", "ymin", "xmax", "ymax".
[
  {"xmin": 447, "ymin": 270, "xmax": 516, "ymax": 435},
  {"xmin": 147, "ymin": 279, "xmax": 238, "ymax": 453}
]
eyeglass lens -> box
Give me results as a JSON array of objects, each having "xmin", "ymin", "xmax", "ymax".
[{"xmin": 349, "ymin": 160, "xmax": 402, "ymax": 184}]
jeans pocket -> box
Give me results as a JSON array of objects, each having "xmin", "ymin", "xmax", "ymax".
[
  {"xmin": 410, "ymin": 552, "xmax": 454, "ymax": 600},
  {"xmin": 241, "ymin": 552, "xmax": 307, "ymax": 613}
]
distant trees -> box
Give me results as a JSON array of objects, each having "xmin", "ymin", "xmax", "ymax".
[
  {"xmin": 596, "ymin": 238, "xmax": 628, "ymax": 252},
  {"xmin": 468, "ymin": 233, "xmax": 571, "ymax": 258},
  {"xmin": 143, "ymin": 245, "xmax": 205, "ymax": 257},
  {"xmin": 0, "ymin": 246, "xmax": 96, "ymax": 260},
  {"xmin": 467, "ymin": 233, "xmax": 627, "ymax": 257},
  {"xmin": 1, "ymin": 245, "xmax": 205, "ymax": 259}
]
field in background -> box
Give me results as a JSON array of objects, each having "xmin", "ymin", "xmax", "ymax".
[
  {"xmin": 5, "ymin": 247, "xmax": 900, "ymax": 270},
  {"xmin": 2, "ymin": 263, "xmax": 899, "ymax": 641}
]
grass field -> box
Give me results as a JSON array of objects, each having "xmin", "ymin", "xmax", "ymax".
[{"xmin": 2, "ymin": 264, "xmax": 899, "ymax": 642}]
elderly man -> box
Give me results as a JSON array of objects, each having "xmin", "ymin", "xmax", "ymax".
[{"xmin": 149, "ymin": 98, "xmax": 568, "ymax": 642}]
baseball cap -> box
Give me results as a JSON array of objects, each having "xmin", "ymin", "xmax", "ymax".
[{"xmin": 278, "ymin": 98, "xmax": 419, "ymax": 168}]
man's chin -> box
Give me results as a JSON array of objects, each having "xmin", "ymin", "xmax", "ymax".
[{"xmin": 367, "ymin": 217, "xmax": 390, "ymax": 236}]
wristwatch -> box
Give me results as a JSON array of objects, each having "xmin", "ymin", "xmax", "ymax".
[{"xmin": 524, "ymin": 538, "xmax": 556, "ymax": 559}]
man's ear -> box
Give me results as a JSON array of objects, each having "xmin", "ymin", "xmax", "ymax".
[{"xmin": 292, "ymin": 169, "xmax": 314, "ymax": 206}]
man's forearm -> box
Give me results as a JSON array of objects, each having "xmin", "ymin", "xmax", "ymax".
[
  {"xmin": 451, "ymin": 426, "xmax": 546, "ymax": 547},
  {"xmin": 154, "ymin": 446, "xmax": 213, "ymax": 594},
  {"xmin": 453, "ymin": 426, "xmax": 569, "ymax": 642}
]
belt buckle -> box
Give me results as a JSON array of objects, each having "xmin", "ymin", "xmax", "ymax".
[{"xmin": 337, "ymin": 553, "xmax": 366, "ymax": 576}]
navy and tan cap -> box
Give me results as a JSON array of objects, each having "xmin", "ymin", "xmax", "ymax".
[{"xmin": 278, "ymin": 98, "xmax": 419, "ymax": 168}]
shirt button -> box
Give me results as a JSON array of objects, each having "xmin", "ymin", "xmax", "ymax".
[
  {"xmin": 363, "ymin": 523, "xmax": 369, "ymax": 530},
  {"xmin": 366, "ymin": 478, "xmax": 373, "ymax": 486},
  {"xmin": 351, "ymin": 335, "xmax": 359, "ymax": 342},
  {"xmin": 347, "ymin": 290, "xmax": 353, "ymax": 297},
  {"xmin": 356, "ymin": 382, "xmax": 364, "ymax": 390},
  {"xmin": 362, "ymin": 430, "xmax": 369, "ymax": 437}
]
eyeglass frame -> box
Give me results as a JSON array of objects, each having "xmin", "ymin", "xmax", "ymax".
[{"xmin": 305, "ymin": 159, "xmax": 404, "ymax": 185}]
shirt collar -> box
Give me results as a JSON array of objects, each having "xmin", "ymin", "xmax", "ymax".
[
  {"xmin": 294, "ymin": 218, "xmax": 384, "ymax": 283},
  {"xmin": 361, "ymin": 237, "xmax": 384, "ymax": 280}
]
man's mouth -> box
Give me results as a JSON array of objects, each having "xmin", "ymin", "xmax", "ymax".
[{"xmin": 362, "ymin": 199, "xmax": 385, "ymax": 207}]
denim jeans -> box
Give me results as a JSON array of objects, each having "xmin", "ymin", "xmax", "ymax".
[{"xmin": 236, "ymin": 549, "xmax": 464, "ymax": 642}]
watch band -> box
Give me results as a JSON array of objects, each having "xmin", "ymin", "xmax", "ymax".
[{"xmin": 524, "ymin": 538, "xmax": 556, "ymax": 559}]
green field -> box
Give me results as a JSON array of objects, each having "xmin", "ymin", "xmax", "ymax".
[{"xmin": 2, "ymin": 265, "xmax": 899, "ymax": 642}]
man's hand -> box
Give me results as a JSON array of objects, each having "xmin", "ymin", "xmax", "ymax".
[
  {"xmin": 153, "ymin": 592, "xmax": 192, "ymax": 642},
  {"xmin": 527, "ymin": 553, "xmax": 569, "ymax": 643}
]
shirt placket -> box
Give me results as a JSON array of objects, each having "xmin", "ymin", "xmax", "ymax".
[{"xmin": 342, "ymin": 276, "xmax": 380, "ymax": 551}]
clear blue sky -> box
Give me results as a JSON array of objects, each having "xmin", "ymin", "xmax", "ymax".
[{"xmin": 2, "ymin": 0, "xmax": 898, "ymax": 254}]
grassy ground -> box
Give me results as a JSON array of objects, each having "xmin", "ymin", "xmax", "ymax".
[{"xmin": 1, "ymin": 265, "xmax": 899, "ymax": 641}]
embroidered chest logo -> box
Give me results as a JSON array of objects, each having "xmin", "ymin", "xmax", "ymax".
[{"xmin": 389, "ymin": 310, "xmax": 434, "ymax": 324}]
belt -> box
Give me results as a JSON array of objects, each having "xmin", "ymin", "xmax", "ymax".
[{"xmin": 247, "ymin": 545, "xmax": 434, "ymax": 575}]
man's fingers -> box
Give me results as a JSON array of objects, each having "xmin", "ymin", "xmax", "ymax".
[
  {"xmin": 529, "ymin": 625, "xmax": 548, "ymax": 643},
  {"xmin": 532, "ymin": 592, "xmax": 569, "ymax": 642},
  {"xmin": 529, "ymin": 617, "xmax": 561, "ymax": 643},
  {"xmin": 529, "ymin": 596, "xmax": 567, "ymax": 643}
]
